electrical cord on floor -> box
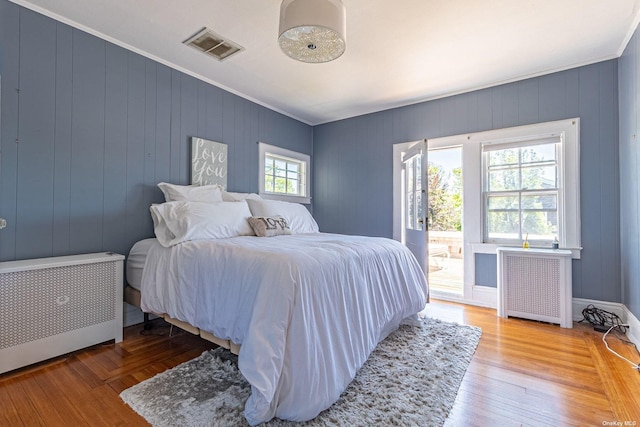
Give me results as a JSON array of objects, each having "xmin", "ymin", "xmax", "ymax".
[
  {"xmin": 602, "ymin": 325, "xmax": 640, "ymax": 372},
  {"xmin": 580, "ymin": 304, "xmax": 640, "ymax": 371},
  {"xmin": 580, "ymin": 304, "xmax": 628, "ymax": 333}
]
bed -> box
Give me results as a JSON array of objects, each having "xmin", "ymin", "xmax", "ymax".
[{"xmin": 124, "ymin": 183, "xmax": 428, "ymax": 425}]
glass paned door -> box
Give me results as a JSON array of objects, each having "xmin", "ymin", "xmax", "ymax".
[{"xmin": 402, "ymin": 141, "xmax": 428, "ymax": 278}]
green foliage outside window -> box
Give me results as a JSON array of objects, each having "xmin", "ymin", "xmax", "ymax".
[{"xmin": 428, "ymin": 163, "xmax": 462, "ymax": 232}]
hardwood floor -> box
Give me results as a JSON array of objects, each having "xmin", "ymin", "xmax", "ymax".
[{"xmin": 1, "ymin": 300, "xmax": 639, "ymax": 426}]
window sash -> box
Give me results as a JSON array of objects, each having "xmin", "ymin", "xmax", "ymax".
[
  {"xmin": 264, "ymin": 153, "xmax": 306, "ymax": 197},
  {"xmin": 483, "ymin": 142, "xmax": 560, "ymax": 244},
  {"xmin": 258, "ymin": 142, "xmax": 311, "ymax": 204}
]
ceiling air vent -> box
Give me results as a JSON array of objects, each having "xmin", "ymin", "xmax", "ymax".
[{"xmin": 183, "ymin": 28, "xmax": 244, "ymax": 61}]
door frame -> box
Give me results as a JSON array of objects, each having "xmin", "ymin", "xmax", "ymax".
[{"xmin": 394, "ymin": 140, "xmax": 495, "ymax": 308}]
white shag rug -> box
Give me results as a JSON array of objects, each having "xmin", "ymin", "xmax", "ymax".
[{"xmin": 120, "ymin": 317, "xmax": 481, "ymax": 427}]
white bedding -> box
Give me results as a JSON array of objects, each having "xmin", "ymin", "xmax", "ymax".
[
  {"xmin": 140, "ymin": 232, "xmax": 427, "ymax": 425},
  {"xmin": 126, "ymin": 238, "xmax": 157, "ymax": 291}
]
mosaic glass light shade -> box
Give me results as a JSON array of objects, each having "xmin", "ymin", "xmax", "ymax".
[{"xmin": 278, "ymin": 0, "xmax": 346, "ymax": 63}]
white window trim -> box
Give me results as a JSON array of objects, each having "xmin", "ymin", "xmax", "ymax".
[
  {"xmin": 431, "ymin": 117, "xmax": 581, "ymax": 259},
  {"xmin": 258, "ymin": 142, "xmax": 311, "ymax": 204},
  {"xmin": 393, "ymin": 118, "xmax": 581, "ymax": 308}
]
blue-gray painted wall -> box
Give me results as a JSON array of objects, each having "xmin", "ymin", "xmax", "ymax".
[
  {"xmin": 0, "ymin": 1, "xmax": 312, "ymax": 261},
  {"xmin": 0, "ymin": 0, "xmax": 629, "ymax": 312},
  {"xmin": 619, "ymin": 24, "xmax": 640, "ymax": 317},
  {"xmin": 313, "ymin": 61, "xmax": 621, "ymax": 305}
]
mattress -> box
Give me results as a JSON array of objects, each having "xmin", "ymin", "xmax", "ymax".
[{"xmin": 126, "ymin": 238, "xmax": 156, "ymax": 291}]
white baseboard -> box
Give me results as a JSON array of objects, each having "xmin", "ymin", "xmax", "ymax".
[{"xmin": 624, "ymin": 305, "xmax": 640, "ymax": 348}]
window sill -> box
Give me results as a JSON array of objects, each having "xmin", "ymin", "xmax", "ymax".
[
  {"xmin": 469, "ymin": 242, "xmax": 582, "ymax": 259},
  {"xmin": 259, "ymin": 193, "xmax": 311, "ymax": 205}
]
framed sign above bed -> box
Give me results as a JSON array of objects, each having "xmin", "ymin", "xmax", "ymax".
[{"xmin": 191, "ymin": 137, "xmax": 227, "ymax": 189}]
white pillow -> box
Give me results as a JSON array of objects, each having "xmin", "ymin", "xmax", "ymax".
[
  {"xmin": 157, "ymin": 182, "xmax": 223, "ymax": 203},
  {"xmin": 246, "ymin": 199, "xmax": 319, "ymax": 234},
  {"xmin": 150, "ymin": 200, "xmax": 254, "ymax": 247},
  {"xmin": 221, "ymin": 190, "xmax": 262, "ymax": 202}
]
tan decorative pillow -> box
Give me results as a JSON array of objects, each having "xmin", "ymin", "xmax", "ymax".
[{"xmin": 247, "ymin": 216, "xmax": 292, "ymax": 237}]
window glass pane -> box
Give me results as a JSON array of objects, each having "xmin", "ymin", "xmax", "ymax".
[
  {"xmin": 275, "ymin": 177, "xmax": 287, "ymax": 193},
  {"xmin": 489, "ymin": 149, "xmax": 518, "ymax": 166},
  {"xmin": 287, "ymin": 179, "xmax": 298, "ymax": 194},
  {"xmin": 265, "ymin": 175, "xmax": 274, "ymax": 192},
  {"xmin": 522, "ymin": 211, "xmax": 558, "ymax": 239},
  {"xmin": 407, "ymin": 192, "xmax": 415, "ymax": 230},
  {"xmin": 521, "ymin": 194, "xmax": 557, "ymax": 210},
  {"xmin": 275, "ymin": 160, "xmax": 287, "ymax": 177},
  {"xmin": 416, "ymin": 190, "xmax": 423, "ymax": 231},
  {"xmin": 488, "ymin": 169, "xmax": 520, "ymax": 191},
  {"xmin": 521, "ymin": 165, "xmax": 557, "ymax": 189},
  {"xmin": 487, "ymin": 195, "xmax": 519, "ymax": 210},
  {"xmin": 521, "ymin": 144, "xmax": 556, "ymax": 164},
  {"xmin": 416, "ymin": 157, "xmax": 422, "ymax": 188},
  {"xmin": 288, "ymin": 163, "xmax": 299, "ymax": 174},
  {"xmin": 487, "ymin": 211, "xmax": 519, "ymax": 240},
  {"xmin": 407, "ymin": 158, "xmax": 414, "ymax": 193}
]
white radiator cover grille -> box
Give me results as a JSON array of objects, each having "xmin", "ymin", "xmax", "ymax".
[
  {"xmin": 1, "ymin": 263, "xmax": 116, "ymax": 349},
  {"xmin": 497, "ymin": 248, "xmax": 573, "ymax": 328},
  {"xmin": 0, "ymin": 252, "xmax": 124, "ymax": 373},
  {"xmin": 504, "ymin": 255, "xmax": 560, "ymax": 319}
]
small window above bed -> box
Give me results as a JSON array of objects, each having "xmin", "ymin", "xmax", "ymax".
[{"xmin": 259, "ymin": 142, "xmax": 311, "ymax": 204}]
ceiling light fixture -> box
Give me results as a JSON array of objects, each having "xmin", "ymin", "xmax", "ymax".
[{"xmin": 278, "ymin": 0, "xmax": 346, "ymax": 63}]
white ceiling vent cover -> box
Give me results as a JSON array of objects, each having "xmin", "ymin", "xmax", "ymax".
[{"xmin": 183, "ymin": 28, "xmax": 244, "ymax": 61}]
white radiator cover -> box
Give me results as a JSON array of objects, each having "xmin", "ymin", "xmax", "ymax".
[
  {"xmin": 0, "ymin": 252, "xmax": 124, "ymax": 374},
  {"xmin": 497, "ymin": 247, "xmax": 573, "ymax": 328}
]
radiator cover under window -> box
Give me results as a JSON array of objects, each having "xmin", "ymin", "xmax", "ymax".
[{"xmin": 497, "ymin": 247, "xmax": 573, "ymax": 328}]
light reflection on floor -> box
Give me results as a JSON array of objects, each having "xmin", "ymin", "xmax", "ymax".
[
  {"xmin": 429, "ymin": 256, "xmax": 463, "ymax": 294},
  {"xmin": 419, "ymin": 299, "xmax": 468, "ymax": 324}
]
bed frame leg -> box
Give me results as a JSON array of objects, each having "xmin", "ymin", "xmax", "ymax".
[{"xmin": 143, "ymin": 312, "xmax": 152, "ymax": 330}]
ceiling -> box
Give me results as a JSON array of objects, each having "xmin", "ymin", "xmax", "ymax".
[{"xmin": 11, "ymin": 0, "xmax": 640, "ymax": 125}]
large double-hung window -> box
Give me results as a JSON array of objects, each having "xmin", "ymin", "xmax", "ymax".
[
  {"xmin": 457, "ymin": 118, "xmax": 580, "ymax": 257},
  {"xmin": 483, "ymin": 137, "xmax": 560, "ymax": 245}
]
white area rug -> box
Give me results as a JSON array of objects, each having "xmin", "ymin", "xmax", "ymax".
[{"xmin": 120, "ymin": 317, "xmax": 481, "ymax": 426}]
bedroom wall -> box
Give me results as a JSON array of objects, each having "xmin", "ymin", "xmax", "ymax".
[
  {"xmin": 619, "ymin": 24, "xmax": 640, "ymax": 318},
  {"xmin": 0, "ymin": 1, "xmax": 313, "ymax": 262},
  {"xmin": 313, "ymin": 60, "xmax": 621, "ymax": 304}
]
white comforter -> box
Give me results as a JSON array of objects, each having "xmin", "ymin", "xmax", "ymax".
[{"xmin": 140, "ymin": 232, "xmax": 428, "ymax": 425}]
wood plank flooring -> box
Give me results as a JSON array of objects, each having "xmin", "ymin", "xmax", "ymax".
[{"xmin": 1, "ymin": 300, "xmax": 639, "ymax": 426}]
